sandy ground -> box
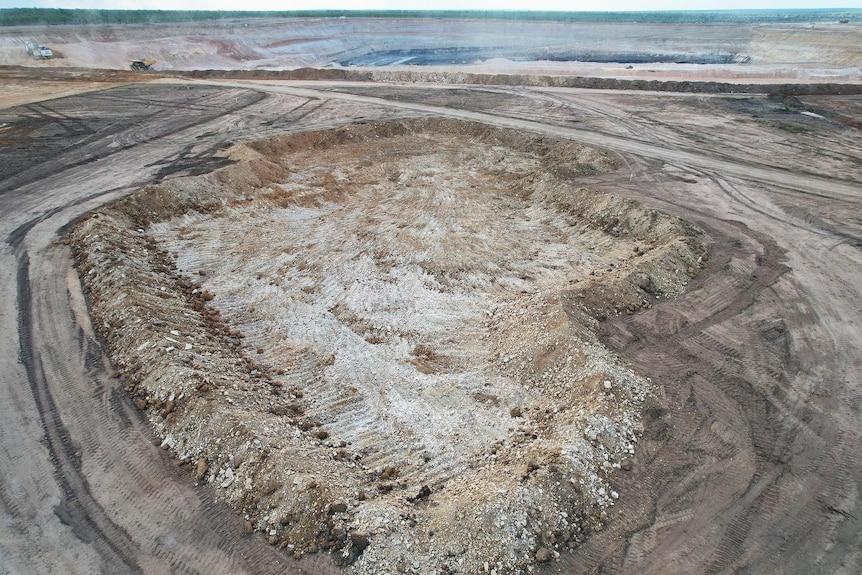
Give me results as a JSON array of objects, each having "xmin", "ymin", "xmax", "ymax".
[{"xmin": 0, "ymin": 16, "xmax": 861, "ymax": 575}]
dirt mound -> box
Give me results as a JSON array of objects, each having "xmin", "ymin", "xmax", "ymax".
[{"xmin": 69, "ymin": 118, "xmax": 705, "ymax": 574}]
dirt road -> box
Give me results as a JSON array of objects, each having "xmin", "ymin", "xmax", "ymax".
[
  {"xmin": 205, "ymin": 79, "xmax": 862, "ymax": 200},
  {"xmin": 1, "ymin": 73, "xmax": 860, "ymax": 574}
]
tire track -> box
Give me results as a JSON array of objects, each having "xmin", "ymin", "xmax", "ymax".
[
  {"xmin": 2, "ymin": 83, "xmax": 350, "ymax": 575},
  {"xmin": 226, "ymin": 80, "xmax": 861, "ymax": 202},
  {"xmin": 2, "ymin": 76, "xmax": 860, "ymax": 575},
  {"xmin": 541, "ymin": 213, "xmax": 795, "ymax": 573},
  {"xmin": 0, "ymin": 87, "xmax": 266, "ymax": 197},
  {"xmin": 16, "ymin": 253, "xmax": 144, "ymax": 574}
]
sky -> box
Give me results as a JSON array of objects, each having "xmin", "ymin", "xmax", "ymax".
[{"xmin": 2, "ymin": 0, "xmax": 860, "ymax": 10}]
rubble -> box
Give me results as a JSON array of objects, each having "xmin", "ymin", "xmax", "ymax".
[{"xmin": 68, "ymin": 118, "xmax": 706, "ymax": 574}]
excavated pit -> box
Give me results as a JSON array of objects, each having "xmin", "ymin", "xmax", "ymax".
[{"xmin": 69, "ymin": 118, "xmax": 706, "ymax": 574}]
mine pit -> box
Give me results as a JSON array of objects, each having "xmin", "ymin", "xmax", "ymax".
[{"xmin": 70, "ymin": 118, "xmax": 705, "ymax": 574}]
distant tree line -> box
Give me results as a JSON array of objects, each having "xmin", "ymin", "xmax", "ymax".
[{"xmin": 0, "ymin": 8, "xmax": 859, "ymax": 27}]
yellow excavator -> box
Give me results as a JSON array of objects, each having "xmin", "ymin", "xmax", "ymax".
[{"xmin": 129, "ymin": 59, "xmax": 156, "ymax": 71}]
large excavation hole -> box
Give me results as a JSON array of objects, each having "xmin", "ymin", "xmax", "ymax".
[{"xmin": 72, "ymin": 118, "xmax": 705, "ymax": 574}]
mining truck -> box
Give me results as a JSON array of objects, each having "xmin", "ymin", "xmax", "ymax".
[
  {"xmin": 25, "ymin": 41, "xmax": 53, "ymax": 59},
  {"xmin": 130, "ymin": 59, "xmax": 156, "ymax": 71}
]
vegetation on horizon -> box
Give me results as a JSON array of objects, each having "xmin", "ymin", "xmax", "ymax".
[{"xmin": 1, "ymin": 7, "xmax": 860, "ymax": 27}]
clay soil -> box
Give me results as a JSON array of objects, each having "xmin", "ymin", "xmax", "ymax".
[{"xmin": 1, "ymin": 15, "xmax": 861, "ymax": 575}]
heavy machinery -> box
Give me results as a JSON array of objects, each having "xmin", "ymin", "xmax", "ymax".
[
  {"xmin": 129, "ymin": 59, "xmax": 156, "ymax": 71},
  {"xmin": 24, "ymin": 41, "xmax": 53, "ymax": 59}
]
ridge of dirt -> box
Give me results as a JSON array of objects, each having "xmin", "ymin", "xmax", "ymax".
[
  {"xmin": 67, "ymin": 118, "xmax": 705, "ymax": 574},
  {"xmin": 2, "ymin": 65, "xmax": 861, "ymax": 99},
  {"xmin": 177, "ymin": 67, "xmax": 862, "ymax": 95}
]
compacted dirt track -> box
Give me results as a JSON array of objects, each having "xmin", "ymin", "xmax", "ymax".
[
  {"xmin": 0, "ymin": 81, "xmax": 353, "ymax": 575},
  {"xmin": 1, "ymin": 69, "xmax": 860, "ymax": 575}
]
